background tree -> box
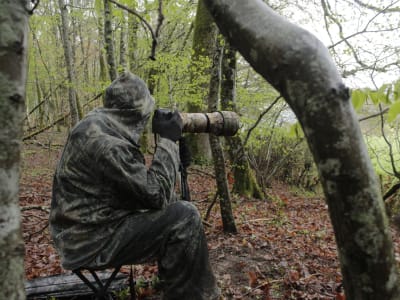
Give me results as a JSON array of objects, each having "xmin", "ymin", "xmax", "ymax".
[
  {"xmin": 207, "ymin": 34, "xmax": 237, "ymax": 233},
  {"xmin": 0, "ymin": 0, "xmax": 30, "ymax": 298},
  {"xmin": 103, "ymin": 0, "xmax": 118, "ymax": 81},
  {"xmin": 187, "ymin": 0, "xmax": 218, "ymax": 161},
  {"xmin": 58, "ymin": 0, "xmax": 81, "ymax": 126},
  {"xmin": 204, "ymin": 0, "xmax": 400, "ymax": 299},
  {"xmin": 220, "ymin": 41, "xmax": 263, "ymax": 199}
]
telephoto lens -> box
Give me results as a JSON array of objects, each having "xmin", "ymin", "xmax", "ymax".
[{"xmin": 180, "ymin": 111, "xmax": 239, "ymax": 136}]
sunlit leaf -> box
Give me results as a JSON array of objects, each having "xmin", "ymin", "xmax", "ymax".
[
  {"xmin": 387, "ymin": 101, "xmax": 400, "ymax": 122},
  {"xmin": 351, "ymin": 89, "xmax": 366, "ymax": 111},
  {"xmin": 379, "ymin": 84, "xmax": 392, "ymax": 104},
  {"xmin": 368, "ymin": 91, "xmax": 383, "ymax": 105}
]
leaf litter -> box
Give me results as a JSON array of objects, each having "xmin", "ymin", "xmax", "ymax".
[{"xmin": 20, "ymin": 134, "xmax": 400, "ymax": 299}]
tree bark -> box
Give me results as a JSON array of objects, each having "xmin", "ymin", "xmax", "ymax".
[
  {"xmin": 220, "ymin": 41, "xmax": 263, "ymax": 199},
  {"xmin": 104, "ymin": 0, "xmax": 118, "ymax": 81},
  {"xmin": 187, "ymin": 0, "xmax": 218, "ymax": 162},
  {"xmin": 0, "ymin": 1, "xmax": 29, "ymax": 298},
  {"xmin": 204, "ymin": 1, "xmax": 400, "ymax": 299},
  {"xmin": 58, "ymin": 0, "xmax": 80, "ymax": 126},
  {"xmin": 119, "ymin": 12, "xmax": 127, "ymax": 72},
  {"xmin": 207, "ymin": 31, "xmax": 237, "ymax": 233},
  {"xmin": 127, "ymin": 0, "xmax": 139, "ymax": 73},
  {"xmin": 95, "ymin": 1, "xmax": 108, "ymax": 86}
]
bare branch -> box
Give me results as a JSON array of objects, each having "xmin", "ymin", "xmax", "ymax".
[
  {"xmin": 328, "ymin": 0, "xmax": 400, "ymax": 49},
  {"xmin": 243, "ymin": 95, "xmax": 282, "ymax": 147},
  {"xmin": 359, "ymin": 107, "xmax": 389, "ymax": 122},
  {"xmin": 354, "ymin": 0, "xmax": 400, "ymax": 13},
  {"xmin": 379, "ymin": 103, "xmax": 400, "ymax": 177},
  {"xmin": 149, "ymin": 0, "xmax": 164, "ymax": 60},
  {"xmin": 21, "ymin": 205, "xmax": 50, "ymax": 213},
  {"xmin": 108, "ymin": 0, "xmax": 162, "ymax": 60},
  {"xmin": 23, "ymin": 92, "xmax": 103, "ymax": 141},
  {"xmin": 384, "ymin": 182, "xmax": 400, "ymax": 200}
]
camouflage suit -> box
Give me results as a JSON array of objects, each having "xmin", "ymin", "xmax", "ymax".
[{"xmin": 49, "ymin": 72, "xmax": 219, "ymax": 299}]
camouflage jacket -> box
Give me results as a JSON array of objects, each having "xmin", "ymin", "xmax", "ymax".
[{"xmin": 49, "ymin": 108, "xmax": 179, "ymax": 270}]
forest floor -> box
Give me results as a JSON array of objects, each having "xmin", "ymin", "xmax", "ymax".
[{"xmin": 21, "ymin": 131, "xmax": 400, "ymax": 300}]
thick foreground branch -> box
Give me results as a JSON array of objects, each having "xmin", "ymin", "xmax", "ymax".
[{"xmin": 204, "ymin": 1, "xmax": 400, "ymax": 299}]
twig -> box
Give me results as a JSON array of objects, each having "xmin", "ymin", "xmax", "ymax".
[
  {"xmin": 23, "ymin": 92, "xmax": 103, "ymax": 141},
  {"xmin": 204, "ymin": 193, "xmax": 218, "ymax": 221},
  {"xmin": 384, "ymin": 182, "xmax": 400, "ymax": 200},
  {"xmin": 354, "ymin": 0, "xmax": 400, "ymax": 13},
  {"xmin": 202, "ymin": 220, "xmax": 212, "ymax": 227},
  {"xmin": 379, "ymin": 103, "xmax": 400, "ymax": 177},
  {"xmin": 108, "ymin": 0, "xmax": 162, "ymax": 59},
  {"xmin": 26, "ymin": 0, "xmax": 40, "ymax": 15},
  {"xmin": 242, "ymin": 279, "xmax": 283, "ymax": 297},
  {"xmin": 23, "ymin": 113, "xmax": 69, "ymax": 141},
  {"xmin": 189, "ymin": 167, "xmax": 215, "ymax": 179},
  {"xmin": 21, "ymin": 205, "xmax": 50, "ymax": 213},
  {"xmin": 359, "ymin": 107, "xmax": 389, "ymax": 122},
  {"xmin": 26, "ymin": 223, "xmax": 49, "ymax": 240},
  {"xmin": 243, "ymin": 96, "xmax": 282, "ymax": 146},
  {"xmin": 238, "ymin": 218, "xmax": 271, "ymax": 225}
]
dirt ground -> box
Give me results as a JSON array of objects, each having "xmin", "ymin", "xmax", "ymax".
[{"xmin": 20, "ymin": 131, "xmax": 400, "ymax": 299}]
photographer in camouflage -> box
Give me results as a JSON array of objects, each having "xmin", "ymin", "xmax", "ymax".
[{"xmin": 49, "ymin": 72, "xmax": 219, "ymax": 299}]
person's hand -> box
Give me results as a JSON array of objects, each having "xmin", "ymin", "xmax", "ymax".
[
  {"xmin": 152, "ymin": 109, "xmax": 183, "ymax": 142},
  {"xmin": 179, "ymin": 137, "xmax": 191, "ymax": 168}
]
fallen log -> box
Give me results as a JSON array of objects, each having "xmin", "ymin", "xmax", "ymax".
[{"xmin": 25, "ymin": 271, "xmax": 128, "ymax": 299}]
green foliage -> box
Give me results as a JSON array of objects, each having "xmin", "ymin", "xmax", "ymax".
[
  {"xmin": 288, "ymin": 122, "xmax": 304, "ymax": 139},
  {"xmin": 145, "ymin": 51, "xmax": 207, "ymax": 110},
  {"xmin": 245, "ymin": 119, "xmax": 318, "ymax": 190},
  {"xmin": 388, "ymin": 101, "xmax": 400, "ymax": 123},
  {"xmin": 113, "ymin": 288, "xmax": 130, "ymax": 300},
  {"xmin": 352, "ymin": 81, "xmax": 400, "ymax": 122},
  {"xmin": 352, "ymin": 89, "xmax": 367, "ymax": 111},
  {"xmin": 365, "ymin": 133, "xmax": 400, "ymax": 176}
]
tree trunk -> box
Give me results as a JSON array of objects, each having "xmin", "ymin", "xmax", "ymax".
[
  {"xmin": 95, "ymin": 2, "xmax": 108, "ymax": 86},
  {"xmin": 204, "ymin": 1, "xmax": 400, "ymax": 299},
  {"xmin": 207, "ymin": 31, "xmax": 237, "ymax": 234},
  {"xmin": 34, "ymin": 57, "xmax": 44, "ymax": 128},
  {"xmin": 119, "ymin": 12, "xmax": 127, "ymax": 72},
  {"xmin": 77, "ymin": 17, "xmax": 90, "ymax": 82},
  {"xmin": 128, "ymin": 0, "xmax": 139, "ymax": 73},
  {"xmin": 104, "ymin": 0, "xmax": 118, "ymax": 81},
  {"xmin": 58, "ymin": 0, "xmax": 80, "ymax": 127},
  {"xmin": 0, "ymin": 1, "xmax": 29, "ymax": 298},
  {"xmin": 220, "ymin": 41, "xmax": 263, "ymax": 199},
  {"xmin": 187, "ymin": 0, "xmax": 218, "ymax": 162}
]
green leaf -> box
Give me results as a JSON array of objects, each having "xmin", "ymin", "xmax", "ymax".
[
  {"xmin": 288, "ymin": 122, "xmax": 303, "ymax": 138},
  {"xmin": 388, "ymin": 101, "xmax": 400, "ymax": 122},
  {"xmin": 94, "ymin": 0, "xmax": 103, "ymax": 14},
  {"xmin": 368, "ymin": 91, "xmax": 382, "ymax": 105},
  {"xmin": 351, "ymin": 89, "xmax": 366, "ymax": 111},
  {"xmin": 394, "ymin": 81, "xmax": 400, "ymax": 102},
  {"xmin": 378, "ymin": 84, "xmax": 391, "ymax": 104}
]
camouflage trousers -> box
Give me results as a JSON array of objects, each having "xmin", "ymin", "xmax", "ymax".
[{"xmin": 87, "ymin": 201, "xmax": 220, "ymax": 300}]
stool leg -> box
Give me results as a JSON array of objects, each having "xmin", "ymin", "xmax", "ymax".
[
  {"xmin": 103, "ymin": 267, "xmax": 121, "ymax": 292},
  {"xmin": 73, "ymin": 270, "xmax": 99, "ymax": 295},
  {"xmin": 73, "ymin": 267, "xmax": 122, "ymax": 300},
  {"xmin": 129, "ymin": 265, "xmax": 136, "ymax": 300}
]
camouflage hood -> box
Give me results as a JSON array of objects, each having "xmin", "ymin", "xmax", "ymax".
[
  {"xmin": 87, "ymin": 108, "xmax": 150, "ymax": 144},
  {"xmin": 104, "ymin": 71, "xmax": 155, "ymax": 114},
  {"xmin": 92, "ymin": 71, "xmax": 156, "ymax": 142}
]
